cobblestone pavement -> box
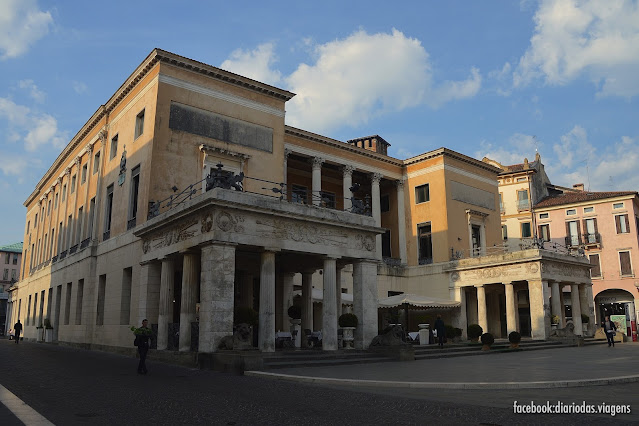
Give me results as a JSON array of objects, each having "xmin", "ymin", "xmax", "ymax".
[{"xmin": 0, "ymin": 339, "xmax": 634, "ymax": 425}]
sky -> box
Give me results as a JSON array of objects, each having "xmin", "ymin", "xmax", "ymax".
[{"xmin": 1, "ymin": 0, "xmax": 638, "ymax": 244}]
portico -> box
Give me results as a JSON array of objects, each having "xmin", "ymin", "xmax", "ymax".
[{"xmin": 134, "ymin": 185, "xmax": 384, "ymax": 353}]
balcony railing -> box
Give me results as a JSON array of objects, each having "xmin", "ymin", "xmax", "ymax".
[
  {"xmin": 59, "ymin": 250, "xmax": 67, "ymax": 259},
  {"xmin": 517, "ymin": 200, "xmax": 531, "ymax": 211},
  {"xmin": 583, "ymin": 232, "xmax": 601, "ymax": 245},
  {"xmin": 69, "ymin": 244, "xmax": 78, "ymax": 254},
  {"xmin": 80, "ymin": 238, "xmax": 91, "ymax": 249},
  {"xmin": 51, "ymin": 255, "xmax": 58, "ymax": 263},
  {"xmin": 418, "ymin": 257, "xmax": 433, "ymax": 265},
  {"xmin": 564, "ymin": 235, "xmax": 582, "ymax": 247},
  {"xmin": 103, "ymin": 230, "xmax": 110, "ymax": 241},
  {"xmin": 127, "ymin": 217, "xmax": 137, "ymax": 230}
]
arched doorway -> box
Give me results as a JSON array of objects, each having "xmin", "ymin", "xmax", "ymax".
[{"xmin": 595, "ymin": 289, "xmax": 636, "ymax": 338}]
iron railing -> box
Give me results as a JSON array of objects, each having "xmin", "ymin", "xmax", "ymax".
[{"xmin": 583, "ymin": 232, "xmax": 601, "ymax": 245}]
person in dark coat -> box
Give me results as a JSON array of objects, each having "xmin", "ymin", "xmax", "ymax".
[
  {"xmin": 434, "ymin": 315, "xmax": 446, "ymax": 348},
  {"xmin": 134, "ymin": 319, "xmax": 152, "ymax": 374},
  {"xmin": 13, "ymin": 320, "xmax": 22, "ymax": 344},
  {"xmin": 602, "ymin": 315, "xmax": 617, "ymax": 347}
]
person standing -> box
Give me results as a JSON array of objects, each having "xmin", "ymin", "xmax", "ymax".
[
  {"xmin": 134, "ymin": 319, "xmax": 152, "ymax": 374},
  {"xmin": 13, "ymin": 320, "xmax": 22, "ymax": 344},
  {"xmin": 602, "ymin": 315, "xmax": 617, "ymax": 347},
  {"xmin": 434, "ymin": 315, "xmax": 446, "ymax": 348}
]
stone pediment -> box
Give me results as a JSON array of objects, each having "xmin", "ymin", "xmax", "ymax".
[{"xmin": 135, "ymin": 188, "xmax": 382, "ymax": 262}]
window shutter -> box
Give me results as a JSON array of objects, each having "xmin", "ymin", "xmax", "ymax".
[
  {"xmin": 576, "ymin": 220, "xmax": 582, "ymax": 244},
  {"xmin": 619, "ymin": 251, "xmax": 632, "ymax": 276},
  {"xmin": 593, "ymin": 218, "xmax": 598, "ymax": 234},
  {"xmin": 582, "ymin": 219, "xmax": 587, "ymax": 237},
  {"xmin": 615, "ymin": 215, "xmax": 621, "ymax": 233},
  {"xmin": 565, "ymin": 221, "xmax": 570, "ymax": 236},
  {"xmin": 538, "ymin": 225, "xmax": 542, "ymax": 239},
  {"xmin": 624, "ymin": 214, "xmax": 630, "ymax": 233},
  {"xmin": 589, "ymin": 254, "xmax": 601, "ymax": 277}
]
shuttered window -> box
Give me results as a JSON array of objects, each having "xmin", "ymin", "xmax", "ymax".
[
  {"xmin": 615, "ymin": 214, "xmax": 630, "ymax": 234},
  {"xmin": 619, "ymin": 251, "xmax": 632, "ymax": 276},
  {"xmin": 589, "ymin": 254, "xmax": 601, "ymax": 278}
]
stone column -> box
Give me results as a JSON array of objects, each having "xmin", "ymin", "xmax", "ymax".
[
  {"xmin": 528, "ymin": 280, "xmax": 549, "ymax": 339},
  {"xmin": 586, "ymin": 284, "xmax": 596, "ymax": 329},
  {"xmin": 396, "ymin": 180, "xmax": 407, "ymax": 264},
  {"xmin": 452, "ymin": 287, "xmax": 467, "ymax": 340},
  {"xmin": 352, "ymin": 259, "xmax": 378, "ymax": 349},
  {"xmin": 179, "ymin": 252, "xmax": 199, "ymax": 352},
  {"xmin": 199, "ymin": 242, "xmax": 236, "ymax": 353},
  {"xmin": 371, "ymin": 173, "xmax": 383, "ymax": 258},
  {"xmin": 138, "ymin": 260, "xmax": 161, "ymax": 325},
  {"xmin": 476, "ymin": 285, "xmax": 488, "ymax": 334},
  {"xmin": 342, "ymin": 165, "xmax": 354, "ymax": 211},
  {"xmin": 578, "ymin": 283, "xmax": 591, "ymax": 336},
  {"xmin": 550, "ymin": 281, "xmax": 564, "ymax": 327},
  {"xmin": 322, "ymin": 257, "xmax": 338, "ymax": 351},
  {"xmin": 301, "ymin": 270, "xmax": 314, "ymax": 332},
  {"xmin": 311, "ymin": 157, "xmax": 324, "ymax": 206},
  {"xmin": 571, "ymin": 283, "xmax": 583, "ymax": 336},
  {"xmin": 157, "ymin": 257, "xmax": 175, "ymax": 350},
  {"xmin": 281, "ymin": 272, "xmax": 295, "ymax": 329},
  {"xmin": 504, "ymin": 282, "xmax": 517, "ymax": 334},
  {"xmin": 335, "ymin": 267, "xmax": 343, "ymax": 316},
  {"xmin": 258, "ymin": 250, "xmax": 277, "ymax": 352}
]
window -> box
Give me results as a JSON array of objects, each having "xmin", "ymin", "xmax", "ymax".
[
  {"xmin": 96, "ymin": 274, "xmax": 106, "ymax": 325},
  {"xmin": 615, "ymin": 214, "xmax": 630, "ymax": 234},
  {"xmin": 539, "ymin": 213, "xmax": 549, "ymax": 219},
  {"xmin": 47, "ymin": 200, "xmax": 51, "ymax": 216},
  {"xmin": 135, "ymin": 109, "xmax": 145, "ymax": 139},
  {"xmin": 319, "ymin": 191, "xmax": 336, "ymax": 209},
  {"xmin": 2, "ymin": 269, "xmax": 7, "ymax": 280},
  {"xmin": 566, "ymin": 220, "xmax": 580, "ymax": 246},
  {"xmin": 54, "ymin": 193, "xmax": 58, "ymax": 209},
  {"xmin": 77, "ymin": 206, "xmax": 83, "ymax": 242},
  {"xmin": 517, "ymin": 190, "xmax": 529, "ymax": 210},
  {"xmin": 381, "ymin": 194, "xmax": 390, "ymax": 213},
  {"xmin": 502, "ymin": 225, "xmax": 508, "ymax": 240},
  {"xmin": 88, "ymin": 197, "xmax": 95, "ymax": 239},
  {"xmin": 67, "ymin": 215, "xmax": 73, "ymax": 247},
  {"xmin": 613, "ymin": 202, "xmax": 624, "ymax": 209},
  {"xmin": 619, "ymin": 251, "xmax": 633, "ymax": 276},
  {"xmin": 584, "ymin": 206, "xmax": 594, "ymax": 213},
  {"xmin": 417, "ymin": 223, "xmax": 433, "ymax": 264},
  {"xmin": 11, "ymin": 269, "xmax": 16, "ymax": 280},
  {"xmin": 128, "ymin": 166, "xmax": 140, "ymax": 229},
  {"xmin": 415, "ymin": 184, "xmax": 430, "ymax": 204},
  {"xmin": 12, "ymin": 254, "xmax": 18, "ymax": 265},
  {"xmin": 121, "ymin": 267, "xmax": 133, "ymax": 324},
  {"xmin": 584, "ymin": 218, "xmax": 598, "ymax": 243},
  {"xmin": 589, "ymin": 254, "xmax": 601, "ymax": 278},
  {"xmin": 70, "ymin": 175, "xmax": 76, "ymax": 194},
  {"xmin": 4, "ymin": 253, "xmax": 8, "ymax": 264},
  {"xmin": 521, "ymin": 222, "xmax": 532, "ymax": 238},
  {"xmin": 64, "ymin": 282, "xmax": 72, "ymax": 325},
  {"xmin": 81, "ymin": 163, "xmax": 87, "ymax": 184},
  {"xmin": 35, "ymin": 213, "xmax": 38, "ymax": 224},
  {"xmin": 382, "ymin": 230, "xmax": 391, "ymax": 258},
  {"xmin": 93, "ymin": 152, "xmax": 100, "ymax": 174},
  {"xmin": 516, "ymin": 177, "xmax": 526, "ymax": 182},
  {"xmin": 76, "ymin": 279, "xmax": 84, "ymax": 325},
  {"xmin": 110, "ymin": 135, "xmax": 118, "ymax": 160},
  {"xmin": 566, "ymin": 209, "xmax": 576, "ymax": 215},
  {"xmin": 62, "ymin": 184, "xmax": 66, "ymax": 201},
  {"xmin": 104, "ymin": 184, "xmax": 114, "ymax": 239},
  {"xmin": 27, "ymin": 220, "xmax": 30, "ymax": 233},
  {"xmin": 499, "ymin": 193, "xmax": 504, "ymax": 213},
  {"xmin": 291, "ymin": 184, "xmax": 308, "ymax": 204},
  {"xmin": 539, "ymin": 224, "xmax": 550, "ymax": 242}
]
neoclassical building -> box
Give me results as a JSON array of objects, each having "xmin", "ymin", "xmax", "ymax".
[{"xmin": 8, "ymin": 49, "xmax": 593, "ymax": 357}]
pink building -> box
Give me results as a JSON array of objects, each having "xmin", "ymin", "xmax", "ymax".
[
  {"xmin": 535, "ymin": 191, "xmax": 639, "ymax": 339},
  {"xmin": 1, "ymin": 242, "xmax": 22, "ymax": 335}
]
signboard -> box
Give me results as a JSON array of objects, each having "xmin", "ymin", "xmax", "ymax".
[{"xmin": 611, "ymin": 314, "xmax": 627, "ymax": 335}]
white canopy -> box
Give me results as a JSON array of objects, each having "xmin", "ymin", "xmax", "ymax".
[{"xmin": 378, "ymin": 293, "xmax": 460, "ymax": 309}]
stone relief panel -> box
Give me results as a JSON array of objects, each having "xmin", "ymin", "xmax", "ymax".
[{"xmin": 541, "ymin": 261, "xmax": 590, "ymax": 279}]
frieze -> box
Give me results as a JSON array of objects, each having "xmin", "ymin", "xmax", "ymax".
[
  {"xmin": 542, "ymin": 261, "xmax": 590, "ymax": 278},
  {"xmin": 215, "ymin": 211, "xmax": 244, "ymax": 232},
  {"xmin": 143, "ymin": 218, "xmax": 200, "ymax": 254},
  {"xmin": 256, "ymin": 219, "xmax": 357, "ymax": 249}
]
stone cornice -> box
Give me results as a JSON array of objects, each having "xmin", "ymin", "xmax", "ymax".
[{"xmin": 404, "ymin": 148, "xmax": 502, "ymax": 175}]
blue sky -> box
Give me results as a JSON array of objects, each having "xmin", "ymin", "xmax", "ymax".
[{"xmin": 1, "ymin": 0, "xmax": 638, "ymax": 244}]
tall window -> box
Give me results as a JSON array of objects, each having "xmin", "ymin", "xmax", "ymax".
[
  {"xmin": 291, "ymin": 184, "xmax": 308, "ymax": 204},
  {"xmin": 88, "ymin": 197, "xmax": 96, "ymax": 239},
  {"xmin": 62, "ymin": 184, "xmax": 66, "ymax": 201},
  {"xmin": 589, "ymin": 254, "xmax": 601, "ymax": 278},
  {"xmin": 110, "ymin": 135, "xmax": 118, "ymax": 160},
  {"xmin": 128, "ymin": 166, "xmax": 140, "ymax": 229},
  {"xmin": 47, "ymin": 200, "xmax": 51, "ymax": 215},
  {"xmin": 501, "ymin": 225, "xmax": 508, "ymax": 240},
  {"xmin": 381, "ymin": 194, "xmax": 390, "ymax": 213},
  {"xmin": 415, "ymin": 184, "xmax": 430, "ymax": 204},
  {"xmin": 121, "ymin": 267, "xmax": 133, "ymax": 324},
  {"xmin": 499, "ymin": 193, "xmax": 504, "ymax": 213},
  {"xmin": 67, "ymin": 215, "xmax": 73, "ymax": 248},
  {"xmin": 76, "ymin": 279, "xmax": 84, "ymax": 325},
  {"xmin": 417, "ymin": 223, "xmax": 433, "ymax": 264},
  {"xmin": 54, "ymin": 193, "xmax": 58, "ymax": 209},
  {"xmin": 70, "ymin": 175, "xmax": 76, "ymax": 194},
  {"xmin": 64, "ymin": 282, "xmax": 72, "ymax": 325},
  {"xmin": 382, "ymin": 230, "xmax": 391, "ymax": 258},
  {"xmin": 566, "ymin": 220, "xmax": 580, "ymax": 246},
  {"xmin": 319, "ymin": 191, "xmax": 336, "ymax": 209},
  {"xmin": 77, "ymin": 206, "xmax": 84, "ymax": 242},
  {"xmin": 96, "ymin": 274, "xmax": 106, "ymax": 325},
  {"xmin": 517, "ymin": 190, "xmax": 529, "ymax": 210},
  {"xmin": 135, "ymin": 109, "xmax": 145, "ymax": 139},
  {"xmin": 584, "ymin": 218, "xmax": 598, "ymax": 243},
  {"xmin": 93, "ymin": 152, "xmax": 100, "ymax": 174},
  {"xmin": 521, "ymin": 222, "xmax": 532, "ymax": 238},
  {"xmin": 619, "ymin": 251, "xmax": 633, "ymax": 276},
  {"xmin": 471, "ymin": 224, "xmax": 481, "ymax": 256},
  {"xmin": 104, "ymin": 184, "xmax": 114, "ymax": 240},
  {"xmin": 615, "ymin": 214, "xmax": 630, "ymax": 234},
  {"xmin": 539, "ymin": 224, "xmax": 550, "ymax": 242}
]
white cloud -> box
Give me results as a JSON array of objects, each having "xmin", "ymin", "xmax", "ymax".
[
  {"xmin": 0, "ymin": 151, "xmax": 29, "ymax": 177},
  {"xmin": 18, "ymin": 79, "xmax": 45, "ymax": 103},
  {"xmin": 0, "ymin": 97, "xmax": 67, "ymax": 151},
  {"xmin": 72, "ymin": 81, "xmax": 88, "ymax": 94},
  {"xmin": 221, "ymin": 29, "xmax": 482, "ymax": 133},
  {"xmin": 0, "ymin": 0, "xmax": 53, "ymax": 59},
  {"xmin": 475, "ymin": 133, "xmax": 540, "ymax": 166},
  {"xmin": 220, "ymin": 43, "xmax": 282, "ymax": 86},
  {"xmin": 513, "ymin": 0, "xmax": 639, "ymax": 97}
]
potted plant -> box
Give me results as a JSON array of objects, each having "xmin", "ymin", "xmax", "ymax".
[
  {"xmin": 287, "ymin": 305, "xmax": 302, "ymax": 325},
  {"xmin": 467, "ymin": 324, "xmax": 483, "ymax": 342},
  {"xmin": 454, "ymin": 327, "xmax": 463, "ymax": 342},
  {"xmin": 508, "ymin": 331, "xmax": 522, "ymax": 349},
  {"xmin": 44, "ymin": 318, "xmax": 53, "ymax": 342},
  {"xmin": 551, "ymin": 315, "xmax": 560, "ymax": 330},
  {"xmin": 339, "ymin": 313, "xmax": 358, "ymax": 349},
  {"xmin": 480, "ymin": 332, "xmax": 494, "ymax": 351}
]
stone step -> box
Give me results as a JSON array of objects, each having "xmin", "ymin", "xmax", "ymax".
[{"xmin": 264, "ymin": 356, "xmax": 395, "ymax": 369}]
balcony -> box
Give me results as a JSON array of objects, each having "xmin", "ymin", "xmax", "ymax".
[
  {"xmin": 564, "ymin": 235, "xmax": 582, "ymax": 247},
  {"xmin": 127, "ymin": 218, "xmax": 137, "ymax": 230},
  {"xmin": 418, "ymin": 257, "xmax": 433, "ymax": 265},
  {"xmin": 583, "ymin": 232, "xmax": 601, "ymax": 247},
  {"xmin": 69, "ymin": 244, "xmax": 78, "ymax": 254},
  {"xmin": 80, "ymin": 238, "xmax": 90, "ymax": 249},
  {"xmin": 59, "ymin": 250, "xmax": 67, "ymax": 259},
  {"xmin": 517, "ymin": 200, "xmax": 531, "ymax": 211},
  {"xmin": 52, "ymin": 255, "xmax": 58, "ymax": 263}
]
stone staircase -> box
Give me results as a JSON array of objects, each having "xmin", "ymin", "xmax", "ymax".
[{"xmin": 260, "ymin": 338, "xmax": 609, "ymax": 370}]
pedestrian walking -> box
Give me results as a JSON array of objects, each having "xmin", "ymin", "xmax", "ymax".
[
  {"xmin": 13, "ymin": 320, "xmax": 22, "ymax": 344},
  {"xmin": 133, "ymin": 319, "xmax": 152, "ymax": 374},
  {"xmin": 434, "ymin": 315, "xmax": 446, "ymax": 348},
  {"xmin": 602, "ymin": 315, "xmax": 617, "ymax": 347}
]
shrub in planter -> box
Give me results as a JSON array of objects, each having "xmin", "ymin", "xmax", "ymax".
[
  {"xmin": 581, "ymin": 313, "xmax": 590, "ymax": 324},
  {"xmin": 467, "ymin": 324, "xmax": 483, "ymax": 341},
  {"xmin": 445, "ymin": 325, "xmax": 456, "ymax": 339},
  {"xmin": 338, "ymin": 313, "xmax": 358, "ymax": 328},
  {"xmin": 455, "ymin": 328, "xmax": 463, "ymax": 337},
  {"xmin": 480, "ymin": 332, "xmax": 494, "ymax": 351},
  {"xmin": 287, "ymin": 305, "xmax": 301, "ymax": 320},
  {"xmin": 508, "ymin": 331, "xmax": 522, "ymax": 349},
  {"xmin": 551, "ymin": 315, "xmax": 560, "ymax": 325},
  {"xmin": 234, "ymin": 307, "xmax": 258, "ymax": 326}
]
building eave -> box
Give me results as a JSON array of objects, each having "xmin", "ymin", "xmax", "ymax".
[{"xmin": 404, "ymin": 148, "xmax": 502, "ymax": 174}]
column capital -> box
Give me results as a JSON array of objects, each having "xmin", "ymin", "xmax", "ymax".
[
  {"xmin": 74, "ymin": 156, "xmax": 81, "ymax": 168},
  {"xmin": 85, "ymin": 143, "xmax": 93, "ymax": 155},
  {"xmin": 310, "ymin": 156, "xmax": 324, "ymax": 170},
  {"xmin": 55, "ymin": 177, "xmax": 61, "ymax": 187},
  {"xmin": 395, "ymin": 179, "xmax": 405, "ymax": 189},
  {"xmin": 371, "ymin": 172, "xmax": 383, "ymax": 185},
  {"xmin": 342, "ymin": 164, "xmax": 355, "ymax": 176},
  {"xmin": 64, "ymin": 167, "xmax": 71, "ymax": 176},
  {"xmin": 98, "ymin": 129, "xmax": 108, "ymax": 145}
]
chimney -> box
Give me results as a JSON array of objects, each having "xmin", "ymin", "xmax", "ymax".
[{"xmin": 573, "ymin": 183, "xmax": 585, "ymax": 191}]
